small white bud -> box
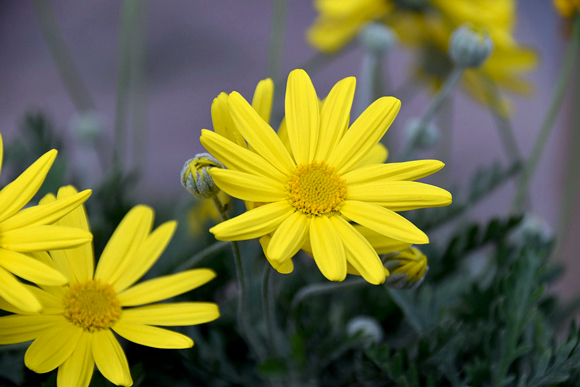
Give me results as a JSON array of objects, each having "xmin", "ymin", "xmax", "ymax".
[
  {"xmin": 70, "ymin": 111, "xmax": 103, "ymax": 145},
  {"xmin": 180, "ymin": 153, "xmax": 224, "ymax": 199},
  {"xmin": 346, "ymin": 316, "xmax": 383, "ymax": 345},
  {"xmin": 358, "ymin": 23, "xmax": 397, "ymax": 54},
  {"xmin": 449, "ymin": 25, "xmax": 493, "ymax": 68}
]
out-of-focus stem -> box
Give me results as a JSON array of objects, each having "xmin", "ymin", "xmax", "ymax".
[
  {"xmin": 262, "ymin": 263, "xmax": 283, "ymax": 357},
  {"xmin": 267, "ymin": 0, "xmax": 289, "ymax": 82},
  {"xmin": 512, "ymin": 14, "xmax": 580, "ymax": 212}
]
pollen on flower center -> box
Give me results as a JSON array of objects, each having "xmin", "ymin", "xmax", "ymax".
[
  {"xmin": 287, "ymin": 161, "xmax": 346, "ymax": 216},
  {"xmin": 63, "ymin": 279, "xmax": 121, "ymax": 332}
]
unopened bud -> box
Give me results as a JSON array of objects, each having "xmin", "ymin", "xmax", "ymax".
[
  {"xmin": 358, "ymin": 23, "xmax": 397, "ymax": 54},
  {"xmin": 449, "ymin": 25, "xmax": 493, "ymax": 68},
  {"xmin": 384, "ymin": 247, "xmax": 428, "ymax": 289},
  {"xmin": 405, "ymin": 118, "xmax": 440, "ymax": 149},
  {"xmin": 180, "ymin": 153, "xmax": 224, "ymax": 198},
  {"xmin": 346, "ymin": 316, "xmax": 383, "ymax": 345},
  {"xmin": 70, "ymin": 111, "xmax": 103, "ymax": 145}
]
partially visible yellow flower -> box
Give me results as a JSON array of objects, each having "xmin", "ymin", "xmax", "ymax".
[
  {"xmin": 383, "ymin": 247, "xmax": 428, "ymax": 289},
  {"xmin": 201, "ymin": 69, "xmax": 451, "ymax": 284},
  {"xmin": 554, "ymin": 0, "xmax": 580, "ymax": 18},
  {"xmin": 0, "ymin": 134, "xmax": 92, "ymax": 313},
  {"xmin": 188, "ymin": 191, "xmax": 230, "ymax": 236},
  {"xmin": 0, "ymin": 186, "xmax": 219, "ymax": 387}
]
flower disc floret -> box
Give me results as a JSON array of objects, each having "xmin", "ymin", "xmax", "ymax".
[
  {"xmin": 287, "ymin": 161, "xmax": 346, "ymax": 216},
  {"xmin": 63, "ymin": 279, "xmax": 121, "ymax": 332}
]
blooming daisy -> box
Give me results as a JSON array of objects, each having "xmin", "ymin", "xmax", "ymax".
[
  {"xmin": 0, "ymin": 134, "xmax": 92, "ymax": 312},
  {"xmin": 201, "ymin": 69, "xmax": 451, "ymax": 285},
  {"xmin": 0, "ymin": 186, "xmax": 220, "ymax": 387}
]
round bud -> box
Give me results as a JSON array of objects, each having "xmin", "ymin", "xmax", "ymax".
[
  {"xmin": 180, "ymin": 153, "xmax": 224, "ymax": 199},
  {"xmin": 358, "ymin": 23, "xmax": 397, "ymax": 54},
  {"xmin": 384, "ymin": 248, "xmax": 429, "ymax": 289},
  {"xmin": 405, "ymin": 118, "xmax": 440, "ymax": 149},
  {"xmin": 346, "ymin": 316, "xmax": 384, "ymax": 345},
  {"xmin": 70, "ymin": 111, "xmax": 103, "ymax": 145},
  {"xmin": 449, "ymin": 25, "xmax": 493, "ymax": 68}
]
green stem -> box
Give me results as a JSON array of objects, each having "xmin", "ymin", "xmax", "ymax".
[
  {"xmin": 267, "ymin": 0, "xmax": 289, "ymax": 81},
  {"xmin": 512, "ymin": 14, "xmax": 580, "ymax": 212},
  {"xmin": 262, "ymin": 263, "xmax": 282, "ymax": 357},
  {"xmin": 290, "ymin": 278, "xmax": 366, "ymax": 318},
  {"xmin": 210, "ymin": 195, "xmax": 265, "ymax": 359},
  {"xmin": 172, "ymin": 241, "xmax": 229, "ymax": 273}
]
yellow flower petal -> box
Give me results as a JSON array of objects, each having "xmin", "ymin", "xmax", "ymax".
[
  {"xmin": 118, "ymin": 268, "xmax": 216, "ymax": 307},
  {"xmin": 23, "ymin": 283, "xmax": 64, "ymax": 313},
  {"xmin": 209, "ymin": 168, "xmax": 286, "ymax": 202},
  {"xmin": 0, "ymin": 314, "xmax": 61, "ymax": 344},
  {"xmin": 112, "ymin": 220, "xmax": 177, "ymax": 293},
  {"xmin": 315, "ymin": 76, "xmax": 356, "ymax": 161},
  {"xmin": 211, "ymin": 92, "xmax": 247, "ymax": 147},
  {"xmin": 113, "ymin": 322, "xmax": 194, "ymax": 349},
  {"xmin": 0, "ymin": 266, "xmax": 42, "ymax": 313},
  {"xmin": 354, "ymin": 225, "xmax": 411, "ymax": 254},
  {"xmin": 0, "ymin": 225, "xmax": 92, "ymax": 252},
  {"xmin": 266, "ymin": 211, "xmax": 310, "ymax": 262},
  {"xmin": 310, "ymin": 216, "xmax": 347, "ymax": 282},
  {"xmin": 25, "ymin": 321, "xmax": 82, "ymax": 373},
  {"xmin": 343, "ymin": 160, "xmax": 445, "ymax": 185},
  {"xmin": 285, "ymin": 69, "xmax": 320, "ymax": 163},
  {"xmin": 228, "ymin": 91, "xmax": 296, "ymax": 173},
  {"xmin": 330, "ymin": 216, "xmax": 387, "ymax": 285},
  {"xmin": 327, "ymin": 97, "xmax": 400, "ymax": 174},
  {"xmin": 0, "ymin": 133, "xmax": 3, "ymax": 176},
  {"xmin": 210, "ymin": 201, "xmax": 294, "ymax": 241},
  {"xmin": 0, "ymin": 149, "xmax": 57, "ymax": 222},
  {"xmin": 259, "ymin": 235, "xmax": 294, "ymax": 274},
  {"xmin": 252, "ymin": 78, "xmax": 274, "ymax": 123},
  {"xmin": 201, "ymin": 129, "xmax": 286, "ymax": 182},
  {"xmin": 347, "ymin": 181, "xmax": 452, "ymax": 211},
  {"xmin": 353, "ymin": 143, "xmax": 389, "ymax": 168},
  {"xmin": 92, "ymin": 329, "xmax": 132, "ymax": 387},
  {"xmin": 0, "ymin": 249, "xmax": 67, "ymax": 286},
  {"xmin": 57, "ymin": 332, "xmax": 94, "ymax": 387},
  {"xmin": 120, "ymin": 302, "xmax": 220, "ymax": 326},
  {"xmin": 0, "ymin": 189, "xmax": 91, "ymax": 231},
  {"xmin": 95, "ymin": 205, "xmax": 153, "ymax": 283},
  {"xmin": 340, "ymin": 200, "xmax": 429, "ymax": 244}
]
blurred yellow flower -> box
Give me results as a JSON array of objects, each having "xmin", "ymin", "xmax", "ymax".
[
  {"xmin": 554, "ymin": 0, "xmax": 580, "ymax": 18},
  {"xmin": 201, "ymin": 69, "xmax": 451, "ymax": 284},
  {"xmin": 0, "ymin": 134, "xmax": 92, "ymax": 313},
  {"xmin": 0, "ymin": 187, "xmax": 219, "ymax": 387}
]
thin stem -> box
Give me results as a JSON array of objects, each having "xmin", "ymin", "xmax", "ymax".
[
  {"xmin": 172, "ymin": 241, "xmax": 229, "ymax": 273},
  {"xmin": 267, "ymin": 0, "xmax": 288, "ymax": 81},
  {"xmin": 512, "ymin": 14, "xmax": 580, "ymax": 212},
  {"xmin": 262, "ymin": 263, "xmax": 282, "ymax": 357},
  {"xmin": 356, "ymin": 52, "xmax": 383, "ymax": 117},
  {"xmin": 290, "ymin": 278, "xmax": 366, "ymax": 318}
]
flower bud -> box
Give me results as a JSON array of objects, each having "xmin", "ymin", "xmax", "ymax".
[
  {"xmin": 510, "ymin": 213, "xmax": 553, "ymax": 246},
  {"xmin": 180, "ymin": 153, "xmax": 224, "ymax": 199},
  {"xmin": 70, "ymin": 111, "xmax": 103, "ymax": 145},
  {"xmin": 358, "ymin": 23, "xmax": 397, "ymax": 54},
  {"xmin": 449, "ymin": 25, "xmax": 493, "ymax": 68},
  {"xmin": 384, "ymin": 248, "xmax": 428, "ymax": 289},
  {"xmin": 346, "ymin": 316, "xmax": 383, "ymax": 345},
  {"xmin": 405, "ymin": 118, "xmax": 440, "ymax": 149}
]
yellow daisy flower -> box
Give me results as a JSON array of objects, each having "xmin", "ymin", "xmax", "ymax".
[
  {"xmin": 0, "ymin": 186, "xmax": 220, "ymax": 387},
  {"xmin": 0, "ymin": 134, "xmax": 92, "ymax": 313},
  {"xmin": 554, "ymin": 0, "xmax": 580, "ymax": 18},
  {"xmin": 200, "ymin": 69, "xmax": 451, "ymax": 285}
]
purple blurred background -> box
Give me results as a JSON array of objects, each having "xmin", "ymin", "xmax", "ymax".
[{"xmin": 1, "ymin": 2, "xmax": 578, "ymax": 296}]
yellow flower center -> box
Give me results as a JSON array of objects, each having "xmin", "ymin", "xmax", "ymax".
[
  {"xmin": 63, "ymin": 279, "xmax": 121, "ymax": 332},
  {"xmin": 287, "ymin": 161, "xmax": 346, "ymax": 216}
]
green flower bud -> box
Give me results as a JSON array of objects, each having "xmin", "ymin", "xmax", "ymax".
[
  {"xmin": 358, "ymin": 23, "xmax": 397, "ymax": 54},
  {"xmin": 384, "ymin": 247, "xmax": 428, "ymax": 289},
  {"xmin": 405, "ymin": 118, "xmax": 440, "ymax": 149},
  {"xmin": 449, "ymin": 25, "xmax": 493, "ymax": 68},
  {"xmin": 180, "ymin": 153, "xmax": 224, "ymax": 199}
]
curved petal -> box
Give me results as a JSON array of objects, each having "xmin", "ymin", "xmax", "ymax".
[
  {"xmin": 252, "ymin": 78, "xmax": 274, "ymax": 123},
  {"xmin": 0, "ymin": 249, "xmax": 67, "ymax": 286},
  {"xmin": 209, "ymin": 168, "xmax": 286, "ymax": 202},
  {"xmin": 0, "ymin": 189, "xmax": 91, "ymax": 231},
  {"xmin": 285, "ymin": 69, "xmax": 320, "ymax": 163},
  {"xmin": 118, "ymin": 268, "xmax": 216, "ymax": 307},
  {"xmin": 25, "ymin": 321, "xmax": 82, "ymax": 373},
  {"xmin": 57, "ymin": 332, "xmax": 94, "ymax": 387},
  {"xmin": 92, "ymin": 329, "xmax": 132, "ymax": 386},
  {"xmin": 353, "ymin": 143, "xmax": 388, "ymax": 168},
  {"xmin": 95, "ymin": 205, "xmax": 153, "ymax": 283},
  {"xmin": 211, "ymin": 92, "xmax": 246, "ymax": 147},
  {"xmin": 330, "ymin": 216, "xmax": 387, "ymax": 284},
  {"xmin": 340, "ymin": 200, "xmax": 428, "ymax": 244},
  {"xmin": 315, "ymin": 76, "xmax": 356, "ymax": 161},
  {"xmin": 354, "ymin": 225, "xmax": 411, "ymax": 254},
  {"xmin": 120, "ymin": 302, "xmax": 220, "ymax": 326},
  {"xmin": 228, "ymin": 91, "xmax": 296, "ymax": 173},
  {"xmin": 327, "ymin": 97, "xmax": 400, "ymax": 174},
  {"xmin": 266, "ymin": 211, "xmax": 310, "ymax": 262},
  {"xmin": 0, "ymin": 266, "xmax": 42, "ymax": 313},
  {"xmin": 112, "ymin": 221, "xmax": 176, "ymax": 293},
  {"xmin": 0, "ymin": 149, "xmax": 57, "ymax": 222},
  {"xmin": 0, "ymin": 225, "xmax": 92, "ymax": 252},
  {"xmin": 23, "ymin": 283, "xmax": 64, "ymax": 313},
  {"xmin": 113, "ymin": 322, "xmax": 193, "ymax": 349},
  {"xmin": 0, "ymin": 133, "xmax": 3, "ymax": 176},
  {"xmin": 210, "ymin": 201, "xmax": 294, "ymax": 241},
  {"xmin": 0, "ymin": 314, "xmax": 62, "ymax": 344},
  {"xmin": 200, "ymin": 129, "xmax": 286, "ymax": 182},
  {"xmin": 347, "ymin": 181, "xmax": 452, "ymax": 211},
  {"xmin": 259, "ymin": 235, "xmax": 294, "ymax": 274},
  {"xmin": 310, "ymin": 216, "xmax": 347, "ymax": 282},
  {"xmin": 343, "ymin": 160, "xmax": 445, "ymax": 185}
]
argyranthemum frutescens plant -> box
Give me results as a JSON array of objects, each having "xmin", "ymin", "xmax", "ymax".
[
  {"xmin": 0, "ymin": 133, "xmax": 92, "ymax": 313},
  {"xmin": 200, "ymin": 69, "xmax": 451, "ymax": 285},
  {"xmin": 0, "ymin": 186, "xmax": 220, "ymax": 387}
]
